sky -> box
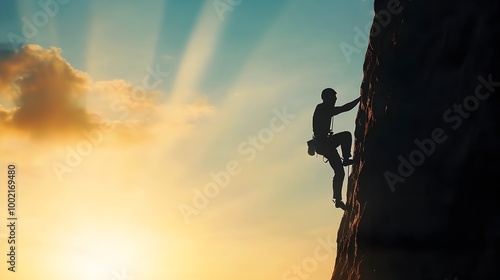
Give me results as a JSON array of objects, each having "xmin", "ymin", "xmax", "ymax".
[{"xmin": 0, "ymin": 0, "xmax": 374, "ymax": 279}]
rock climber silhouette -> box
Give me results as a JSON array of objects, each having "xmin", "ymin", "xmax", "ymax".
[{"xmin": 307, "ymin": 88, "xmax": 360, "ymax": 211}]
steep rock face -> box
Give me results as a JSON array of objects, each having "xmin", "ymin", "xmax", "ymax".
[{"xmin": 332, "ymin": 1, "xmax": 500, "ymax": 279}]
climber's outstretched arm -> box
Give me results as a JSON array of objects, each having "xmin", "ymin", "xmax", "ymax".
[{"xmin": 331, "ymin": 97, "xmax": 360, "ymax": 116}]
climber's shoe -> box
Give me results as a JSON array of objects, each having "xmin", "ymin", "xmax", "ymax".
[
  {"xmin": 333, "ymin": 199, "xmax": 348, "ymax": 211},
  {"xmin": 342, "ymin": 158, "xmax": 354, "ymax": 166}
]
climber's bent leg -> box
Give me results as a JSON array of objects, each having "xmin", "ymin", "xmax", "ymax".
[
  {"xmin": 338, "ymin": 131, "xmax": 353, "ymax": 159},
  {"xmin": 330, "ymin": 131, "xmax": 353, "ymax": 159}
]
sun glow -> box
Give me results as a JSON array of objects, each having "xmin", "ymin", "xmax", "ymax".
[
  {"xmin": 70, "ymin": 255, "xmax": 108, "ymax": 280},
  {"xmin": 64, "ymin": 230, "xmax": 142, "ymax": 280}
]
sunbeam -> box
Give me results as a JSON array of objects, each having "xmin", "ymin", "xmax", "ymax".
[
  {"xmin": 84, "ymin": 0, "xmax": 167, "ymax": 82},
  {"xmin": 168, "ymin": 1, "xmax": 225, "ymax": 104}
]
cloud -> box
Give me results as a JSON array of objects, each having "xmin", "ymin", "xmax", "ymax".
[
  {"xmin": 92, "ymin": 79, "xmax": 160, "ymax": 115},
  {"xmin": 0, "ymin": 44, "xmax": 216, "ymax": 149},
  {"xmin": 0, "ymin": 44, "xmax": 94, "ymax": 139}
]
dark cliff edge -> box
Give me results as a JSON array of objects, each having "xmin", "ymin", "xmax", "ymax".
[{"xmin": 332, "ymin": 1, "xmax": 500, "ymax": 279}]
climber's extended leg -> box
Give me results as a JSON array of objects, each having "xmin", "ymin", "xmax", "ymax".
[{"xmin": 328, "ymin": 150, "xmax": 347, "ymax": 210}]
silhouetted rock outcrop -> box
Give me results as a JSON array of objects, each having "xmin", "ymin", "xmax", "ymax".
[{"xmin": 332, "ymin": 1, "xmax": 500, "ymax": 279}]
